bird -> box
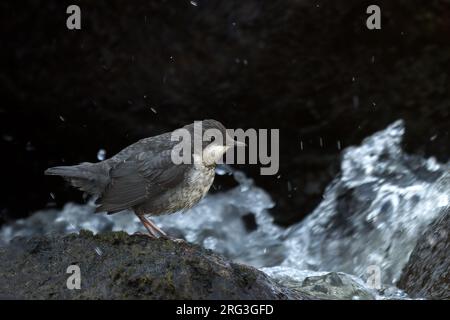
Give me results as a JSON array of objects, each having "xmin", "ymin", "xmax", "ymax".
[{"xmin": 45, "ymin": 119, "xmax": 245, "ymax": 239}]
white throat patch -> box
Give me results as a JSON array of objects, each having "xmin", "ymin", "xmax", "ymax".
[{"xmin": 201, "ymin": 144, "xmax": 230, "ymax": 166}]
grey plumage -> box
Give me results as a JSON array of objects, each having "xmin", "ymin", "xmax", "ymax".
[
  {"xmin": 45, "ymin": 120, "xmax": 237, "ymax": 235},
  {"xmin": 45, "ymin": 162, "xmax": 110, "ymax": 195}
]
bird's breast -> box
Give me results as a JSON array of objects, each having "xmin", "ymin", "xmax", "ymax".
[
  {"xmin": 188, "ymin": 163, "xmax": 214, "ymax": 181},
  {"xmin": 149, "ymin": 165, "xmax": 215, "ymax": 215},
  {"xmin": 184, "ymin": 165, "xmax": 215, "ymax": 203}
]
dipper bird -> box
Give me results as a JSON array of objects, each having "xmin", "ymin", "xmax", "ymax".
[{"xmin": 45, "ymin": 119, "xmax": 245, "ymax": 238}]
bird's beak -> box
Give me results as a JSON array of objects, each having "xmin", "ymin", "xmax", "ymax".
[
  {"xmin": 225, "ymin": 135, "xmax": 246, "ymax": 147},
  {"xmin": 233, "ymin": 139, "xmax": 246, "ymax": 147}
]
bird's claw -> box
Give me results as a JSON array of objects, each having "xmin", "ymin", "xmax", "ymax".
[
  {"xmin": 158, "ymin": 234, "xmax": 185, "ymax": 243},
  {"xmin": 132, "ymin": 231, "xmax": 156, "ymax": 239}
]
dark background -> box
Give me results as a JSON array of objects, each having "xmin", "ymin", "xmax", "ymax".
[{"xmin": 1, "ymin": 0, "xmax": 449, "ymax": 227}]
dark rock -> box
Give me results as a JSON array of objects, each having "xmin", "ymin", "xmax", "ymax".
[
  {"xmin": 0, "ymin": 230, "xmax": 306, "ymax": 299},
  {"xmin": 398, "ymin": 208, "xmax": 450, "ymax": 299}
]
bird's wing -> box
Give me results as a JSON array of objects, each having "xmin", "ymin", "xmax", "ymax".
[{"xmin": 96, "ymin": 150, "xmax": 190, "ymax": 214}]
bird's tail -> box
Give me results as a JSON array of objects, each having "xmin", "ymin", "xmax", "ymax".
[{"xmin": 45, "ymin": 162, "xmax": 109, "ymax": 195}]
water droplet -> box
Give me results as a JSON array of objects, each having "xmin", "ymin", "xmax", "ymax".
[
  {"xmin": 26, "ymin": 141, "xmax": 35, "ymax": 151},
  {"xmin": 94, "ymin": 247, "xmax": 103, "ymax": 256},
  {"xmin": 190, "ymin": 1, "xmax": 197, "ymax": 6},
  {"xmin": 59, "ymin": 116, "xmax": 65, "ymax": 122},
  {"xmin": 437, "ymin": 194, "xmax": 449, "ymax": 207},
  {"xmin": 150, "ymin": 107, "xmax": 157, "ymax": 114},
  {"xmin": 97, "ymin": 149, "xmax": 106, "ymax": 161},
  {"xmin": 353, "ymin": 95, "xmax": 359, "ymax": 108},
  {"xmin": 215, "ymin": 164, "xmax": 233, "ymax": 175}
]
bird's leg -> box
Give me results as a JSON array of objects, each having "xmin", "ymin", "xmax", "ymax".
[
  {"xmin": 136, "ymin": 213, "xmax": 184, "ymax": 242},
  {"xmin": 144, "ymin": 217, "xmax": 167, "ymax": 237},
  {"xmin": 137, "ymin": 215, "xmax": 166, "ymax": 238},
  {"xmin": 136, "ymin": 215, "xmax": 159, "ymax": 238}
]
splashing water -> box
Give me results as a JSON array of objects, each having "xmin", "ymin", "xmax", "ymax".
[
  {"xmin": 97, "ymin": 149, "xmax": 106, "ymax": 161},
  {"xmin": 281, "ymin": 120, "xmax": 449, "ymax": 285},
  {"xmin": 1, "ymin": 120, "xmax": 448, "ymax": 298}
]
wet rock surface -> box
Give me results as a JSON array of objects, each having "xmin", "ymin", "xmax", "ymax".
[
  {"xmin": 398, "ymin": 208, "xmax": 450, "ymax": 299},
  {"xmin": 263, "ymin": 268, "xmax": 376, "ymax": 300},
  {"xmin": 296, "ymin": 272, "xmax": 374, "ymax": 300},
  {"xmin": 0, "ymin": 231, "xmax": 306, "ymax": 300}
]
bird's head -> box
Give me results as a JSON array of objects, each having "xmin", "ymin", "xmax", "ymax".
[{"xmin": 185, "ymin": 119, "xmax": 246, "ymax": 167}]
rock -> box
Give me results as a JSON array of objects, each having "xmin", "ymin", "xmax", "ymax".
[
  {"xmin": 263, "ymin": 267, "xmax": 375, "ymax": 300},
  {"xmin": 298, "ymin": 272, "xmax": 375, "ymax": 300},
  {"xmin": 397, "ymin": 208, "xmax": 450, "ymax": 299},
  {"xmin": 0, "ymin": 230, "xmax": 306, "ymax": 300}
]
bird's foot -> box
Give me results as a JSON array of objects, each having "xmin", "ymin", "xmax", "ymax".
[
  {"xmin": 132, "ymin": 231, "xmax": 184, "ymax": 243},
  {"xmin": 132, "ymin": 231, "xmax": 156, "ymax": 239},
  {"xmin": 158, "ymin": 234, "xmax": 186, "ymax": 243}
]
